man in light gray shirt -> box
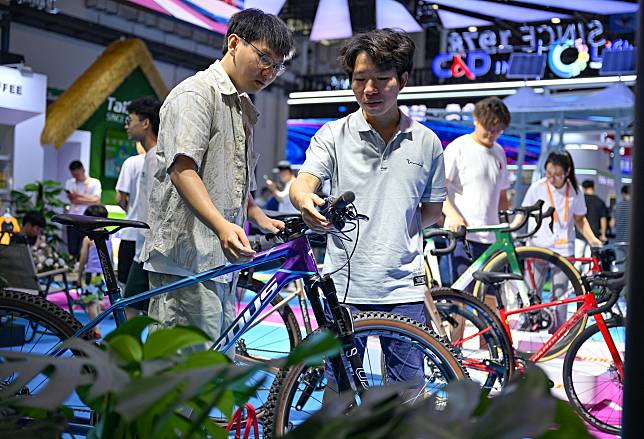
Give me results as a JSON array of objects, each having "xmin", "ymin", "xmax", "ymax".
[
  {"xmin": 140, "ymin": 9, "xmax": 293, "ymax": 341},
  {"xmin": 290, "ymin": 29, "xmax": 446, "ymax": 384}
]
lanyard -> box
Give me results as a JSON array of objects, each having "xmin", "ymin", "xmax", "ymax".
[{"xmin": 545, "ymin": 180, "xmax": 569, "ymax": 225}]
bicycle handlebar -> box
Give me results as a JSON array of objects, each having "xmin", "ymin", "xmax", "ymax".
[
  {"xmin": 500, "ymin": 200, "xmax": 555, "ymax": 240},
  {"xmin": 588, "ymin": 272, "xmax": 625, "ymax": 316},
  {"xmin": 423, "ymin": 226, "xmax": 466, "ymax": 256},
  {"xmin": 258, "ymin": 191, "xmax": 365, "ymax": 247}
]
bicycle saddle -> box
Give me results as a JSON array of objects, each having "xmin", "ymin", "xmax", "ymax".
[
  {"xmin": 53, "ymin": 214, "xmax": 149, "ymax": 233},
  {"xmin": 472, "ymin": 271, "xmax": 523, "ymax": 286}
]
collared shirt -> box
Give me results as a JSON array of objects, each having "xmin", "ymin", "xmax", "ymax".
[
  {"xmin": 300, "ymin": 109, "xmax": 447, "ymax": 304},
  {"xmin": 140, "ymin": 60, "xmax": 259, "ymax": 275},
  {"xmin": 133, "ymin": 146, "xmax": 158, "ymax": 262}
]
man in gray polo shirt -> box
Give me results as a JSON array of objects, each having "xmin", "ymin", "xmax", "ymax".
[{"xmin": 290, "ymin": 29, "xmax": 446, "ymax": 384}]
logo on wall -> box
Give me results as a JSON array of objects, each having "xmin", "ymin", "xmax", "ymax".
[
  {"xmin": 548, "ymin": 39, "xmax": 590, "ymax": 78},
  {"xmin": 432, "ymin": 51, "xmax": 491, "ymax": 80}
]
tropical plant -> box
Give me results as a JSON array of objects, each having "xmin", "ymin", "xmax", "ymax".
[
  {"xmin": 285, "ymin": 364, "xmax": 594, "ymax": 439},
  {"xmin": 0, "ymin": 316, "xmax": 340, "ymax": 439}
]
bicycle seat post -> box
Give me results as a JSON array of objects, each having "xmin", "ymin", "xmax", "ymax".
[{"xmin": 87, "ymin": 230, "xmax": 127, "ymax": 326}]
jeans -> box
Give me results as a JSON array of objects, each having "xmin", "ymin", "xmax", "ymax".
[{"xmin": 324, "ymin": 301, "xmax": 426, "ymax": 388}]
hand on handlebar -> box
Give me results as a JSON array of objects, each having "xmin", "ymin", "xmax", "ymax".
[
  {"xmin": 445, "ymin": 214, "xmax": 468, "ymax": 232},
  {"xmin": 218, "ymin": 222, "xmax": 256, "ymax": 263},
  {"xmin": 299, "ymin": 192, "xmax": 333, "ymax": 233}
]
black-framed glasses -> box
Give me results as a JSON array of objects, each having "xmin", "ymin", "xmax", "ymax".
[{"xmin": 238, "ymin": 35, "xmax": 286, "ymax": 77}]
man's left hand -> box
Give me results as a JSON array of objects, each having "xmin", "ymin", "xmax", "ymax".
[{"xmin": 257, "ymin": 216, "xmax": 285, "ymax": 234}]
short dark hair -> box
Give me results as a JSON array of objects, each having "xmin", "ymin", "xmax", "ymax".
[
  {"xmin": 339, "ymin": 28, "xmax": 415, "ymax": 81},
  {"xmin": 127, "ymin": 96, "xmax": 162, "ymax": 136},
  {"xmin": 69, "ymin": 160, "xmax": 84, "ymax": 171},
  {"xmin": 22, "ymin": 211, "xmax": 46, "ymax": 228},
  {"xmin": 582, "ymin": 180, "xmax": 595, "ymax": 189},
  {"xmin": 222, "ymin": 8, "xmax": 294, "ymax": 59},
  {"xmin": 621, "ymin": 185, "xmax": 630, "ymax": 195},
  {"xmin": 84, "ymin": 204, "xmax": 108, "ymax": 218},
  {"xmin": 474, "ymin": 97, "xmax": 511, "ymax": 129}
]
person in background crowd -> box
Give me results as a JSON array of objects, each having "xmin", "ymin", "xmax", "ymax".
[
  {"xmin": 120, "ymin": 96, "xmax": 162, "ymax": 318},
  {"xmin": 116, "ymin": 141, "xmax": 145, "ymax": 289},
  {"xmin": 442, "ymin": 97, "xmax": 511, "ymax": 287},
  {"xmin": 289, "ymin": 28, "xmax": 446, "ymax": 390},
  {"xmin": 65, "ymin": 161, "xmax": 102, "ymax": 258},
  {"xmin": 139, "ymin": 8, "xmax": 292, "ymax": 341},
  {"xmin": 10, "ymin": 211, "xmax": 46, "ymax": 246},
  {"xmin": 266, "ymin": 160, "xmax": 298, "ymax": 214},
  {"xmin": 575, "ymin": 179, "xmax": 608, "ymax": 259},
  {"xmin": 611, "ymin": 184, "xmax": 631, "ymax": 270},
  {"xmin": 255, "ymin": 186, "xmax": 278, "ymax": 210},
  {"xmin": 78, "ymin": 204, "xmax": 113, "ymax": 339},
  {"xmin": 514, "ymin": 151, "xmax": 602, "ymax": 330}
]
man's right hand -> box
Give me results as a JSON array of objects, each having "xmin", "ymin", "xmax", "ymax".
[
  {"xmin": 446, "ymin": 214, "xmax": 468, "ymax": 232},
  {"xmin": 298, "ymin": 192, "xmax": 332, "ymax": 233},
  {"xmin": 217, "ymin": 222, "xmax": 256, "ymax": 263}
]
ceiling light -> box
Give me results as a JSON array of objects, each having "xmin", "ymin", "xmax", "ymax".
[
  {"xmin": 468, "ymin": 26, "xmax": 477, "ymax": 32},
  {"xmin": 432, "ymin": 4, "xmax": 439, "ymax": 10},
  {"xmin": 551, "ymin": 17, "xmax": 561, "ymax": 24}
]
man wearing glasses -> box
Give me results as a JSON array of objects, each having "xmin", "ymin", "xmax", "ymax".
[
  {"xmin": 442, "ymin": 97, "xmax": 512, "ymax": 286},
  {"xmin": 140, "ymin": 9, "xmax": 293, "ymax": 341}
]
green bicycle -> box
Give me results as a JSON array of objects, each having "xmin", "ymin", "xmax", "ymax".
[{"xmin": 424, "ymin": 201, "xmax": 585, "ymax": 363}]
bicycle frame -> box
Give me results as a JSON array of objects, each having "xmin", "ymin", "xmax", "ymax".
[
  {"xmin": 73, "ymin": 235, "xmax": 317, "ymax": 354},
  {"xmin": 427, "ymin": 224, "xmax": 529, "ymax": 303},
  {"xmin": 457, "ymin": 291, "xmax": 624, "ymax": 379},
  {"xmin": 72, "ymin": 230, "xmax": 369, "ymax": 394}
]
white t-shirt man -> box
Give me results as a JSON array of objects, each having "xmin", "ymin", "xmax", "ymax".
[
  {"xmin": 65, "ymin": 177, "xmax": 102, "ymax": 215},
  {"xmin": 522, "ymin": 178, "xmax": 587, "ymax": 256},
  {"xmin": 277, "ymin": 179, "xmax": 298, "ymax": 214},
  {"xmin": 115, "ymin": 154, "xmax": 145, "ymax": 241},
  {"xmin": 443, "ymin": 134, "xmax": 510, "ymax": 243}
]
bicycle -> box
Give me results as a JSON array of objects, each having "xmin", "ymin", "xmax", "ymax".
[
  {"xmin": 424, "ymin": 201, "xmax": 586, "ymax": 363},
  {"xmin": 0, "ymin": 192, "xmax": 467, "ymax": 436},
  {"xmin": 421, "ymin": 226, "xmax": 626, "ymax": 432}
]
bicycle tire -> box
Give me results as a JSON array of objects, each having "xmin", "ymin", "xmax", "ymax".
[
  {"xmin": 562, "ymin": 317, "xmax": 625, "ymax": 434},
  {"xmin": 429, "ymin": 287, "xmax": 515, "ymax": 391},
  {"xmin": 473, "ymin": 246, "xmax": 585, "ymax": 361},
  {"xmin": 0, "ymin": 288, "xmax": 90, "ymax": 424},
  {"xmin": 235, "ymin": 274, "xmax": 302, "ymax": 363},
  {"xmin": 263, "ymin": 311, "xmax": 468, "ymax": 437}
]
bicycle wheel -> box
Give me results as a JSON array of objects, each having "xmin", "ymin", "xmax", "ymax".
[
  {"xmin": 234, "ymin": 274, "xmax": 302, "ymax": 363},
  {"xmin": 473, "ymin": 247, "xmax": 585, "ymax": 360},
  {"xmin": 563, "ymin": 318, "xmax": 625, "ymax": 435},
  {"xmin": 0, "ymin": 288, "xmax": 91, "ymax": 423},
  {"xmin": 263, "ymin": 311, "xmax": 468, "ymax": 437},
  {"xmin": 430, "ymin": 288, "xmax": 515, "ymax": 392}
]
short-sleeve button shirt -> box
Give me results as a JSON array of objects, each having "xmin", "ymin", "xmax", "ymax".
[
  {"xmin": 299, "ymin": 109, "xmax": 447, "ymax": 304},
  {"xmin": 140, "ymin": 60, "xmax": 259, "ymax": 274}
]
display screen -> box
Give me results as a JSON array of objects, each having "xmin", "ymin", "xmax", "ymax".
[
  {"xmin": 286, "ymin": 117, "xmax": 541, "ymax": 165},
  {"xmin": 103, "ymin": 129, "xmax": 137, "ymax": 179}
]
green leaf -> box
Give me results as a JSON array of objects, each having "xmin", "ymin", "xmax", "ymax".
[
  {"xmin": 171, "ymin": 350, "xmax": 230, "ymax": 371},
  {"xmin": 538, "ymin": 399, "xmax": 593, "ymax": 438},
  {"xmin": 286, "ymin": 330, "xmax": 341, "ymax": 366},
  {"xmin": 104, "ymin": 315, "xmax": 156, "ymax": 344},
  {"xmin": 143, "ymin": 326, "xmax": 212, "ymax": 360},
  {"xmin": 203, "ymin": 418, "xmax": 228, "ymax": 439},
  {"xmin": 107, "ymin": 335, "xmax": 143, "ymax": 364}
]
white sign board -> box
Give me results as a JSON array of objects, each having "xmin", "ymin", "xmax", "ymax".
[{"xmin": 0, "ymin": 66, "xmax": 47, "ymax": 125}]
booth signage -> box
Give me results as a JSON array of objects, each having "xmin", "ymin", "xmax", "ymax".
[
  {"xmin": 0, "ymin": 66, "xmax": 47, "ymax": 115},
  {"xmin": 433, "ymin": 19, "xmax": 633, "ymax": 81}
]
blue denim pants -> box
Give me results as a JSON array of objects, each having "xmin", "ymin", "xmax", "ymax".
[{"xmin": 324, "ymin": 301, "xmax": 426, "ymax": 388}]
